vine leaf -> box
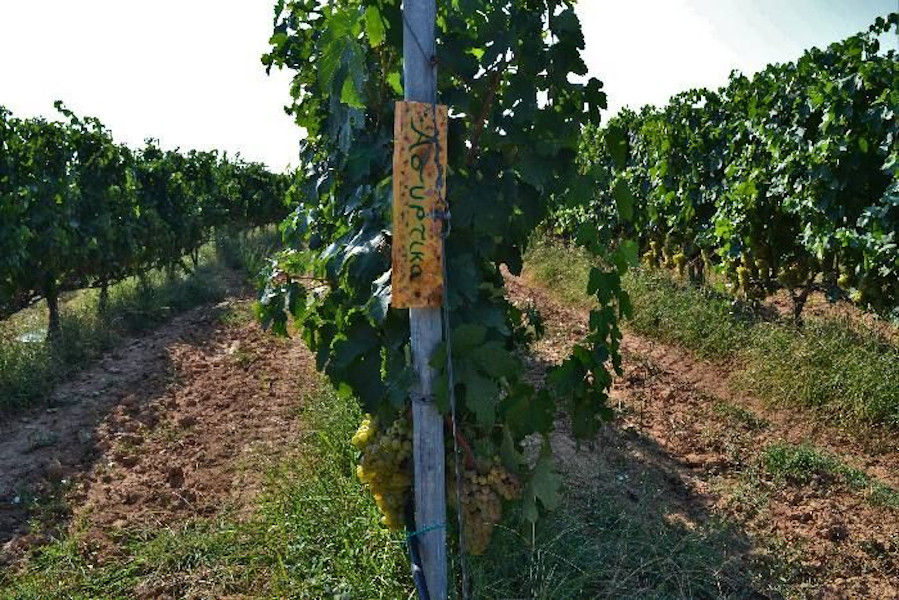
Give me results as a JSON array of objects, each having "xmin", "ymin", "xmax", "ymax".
[
  {"xmin": 451, "ymin": 323, "xmax": 487, "ymax": 352},
  {"xmin": 366, "ymin": 270, "xmax": 391, "ymax": 324},
  {"xmin": 462, "ymin": 367, "xmax": 498, "ymax": 427},
  {"xmin": 363, "ymin": 6, "xmax": 386, "ymax": 48},
  {"xmin": 502, "ymin": 387, "xmax": 553, "ymax": 438},
  {"xmin": 587, "ymin": 268, "xmax": 620, "ymax": 303},
  {"xmin": 604, "ymin": 124, "xmax": 628, "ymax": 170},
  {"xmin": 318, "ymin": 8, "xmax": 367, "ymax": 108},
  {"xmin": 612, "ymin": 239, "xmax": 639, "ymax": 273},
  {"xmin": 470, "ymin": 341, "xmax": 516, "ymax": 378},
  {"xmin": 522, "ymin": 449, "xmax": 561, "ymax": 523},
  {"xmin": 612, "ymin": 178, "xmax": 634, "ymax": 221},
  {"xmin": 331, "ymin": 319, "xmax": 378, "ymax": 369},
  {"xmin": 387, "ymin": 71, "xmax": 403, "ymax": 95}
]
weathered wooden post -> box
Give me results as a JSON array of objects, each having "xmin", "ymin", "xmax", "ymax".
[{"xmin": 397, "ymin": 0, "xmax": 448, "ymax": 597}]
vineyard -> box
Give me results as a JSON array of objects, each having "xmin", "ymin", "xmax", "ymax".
[
  {"xmin": 557, "ymin": 13, "xmax": 899, "ymax": 323},
  {"xmin": 0, "ymin": 103, "xmax": 288, "ymax": 336},
  {"xmin": 1, "ymin": 2, "xmax": 899, "ymax": 600}
]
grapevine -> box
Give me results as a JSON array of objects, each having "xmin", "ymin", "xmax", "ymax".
[
  {"xmin": 0, "ymin": 102, "xmax": 289, "ymax": 332},
  {"xmin": 258, "ymin": 0, "xmax": 630, "ymax": 559},
  {"xmin": 558, "ymin": 13, "xmax": 899, "ymax": 322}
]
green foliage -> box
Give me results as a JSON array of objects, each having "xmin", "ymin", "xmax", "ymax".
[
  {"xmin": 257, "ymin": 0, "xmax": 630, "ymax": 545},
  {"xmin": 556, "ymin": 13, "xmax": 899, "ymax": 321},
  {"xmin": 0, "ymin": 103, "xmax": 290, "ymax": 332},
  {"xmin": 0, "ymin": 231, "xmax": 278, "ymax": 412}
]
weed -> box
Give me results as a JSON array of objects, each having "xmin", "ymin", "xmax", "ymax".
[
  {"xmin": 762, "ymin": 442, "xmax": 899, "ymax": 509},
  {"xmin": 713, "ymin": 401, "xmax": 768, "ymax": 431}
]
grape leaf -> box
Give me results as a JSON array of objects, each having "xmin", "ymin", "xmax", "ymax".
[
  {"xmin": 363, "ymin": 6, "xmax": 386, "ymax": 47},
  {"xmin": 522, "ymin": 449, "xmax": 561, "ymax": 523}
]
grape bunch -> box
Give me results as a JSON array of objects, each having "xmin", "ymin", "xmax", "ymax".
[
  {"xmin": 351, "ymin": 415, "xmax": 412, "ymax": 531},
  {"xmin": 448, "ymin": 459, "xmax": 521, "ymax": 555}
]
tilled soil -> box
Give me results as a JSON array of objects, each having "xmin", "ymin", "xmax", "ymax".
[
  {"xmin": 0, "ymin": 299, "xmax": 316, "ymax": 565},
  {"xmin": 507, "ymin": 268, "xmax": 899, "ymax": 600}
]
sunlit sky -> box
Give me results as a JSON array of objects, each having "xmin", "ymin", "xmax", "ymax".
[{"xmin": 0, "ymin": 1, "xmax": 896, "ymax": 171}]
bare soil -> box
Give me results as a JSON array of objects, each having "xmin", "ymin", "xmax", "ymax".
[
  {"xmin": 508, "ymin": 268, "xmax": 899, "ymax": 600},
  {"xmin": 0, "ymin": 298, "xmax": 317, "ymax": 565}
]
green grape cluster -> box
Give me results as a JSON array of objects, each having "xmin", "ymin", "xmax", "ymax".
[
  {"xmin": 352, "ymin": 415, "xmax": 412, "ymax": 531},
  {"xmin": 448, "ymin": 459, "xmax": 521, "ymax": 555},
  {"xmin": 777, "ymin": 261, "xmax": 807, "ymax": 289},
  {"xmin": 641, "ymin": 239, "xmax": 662, "ymax": 268},
  {"xmin": 837, "ymin": 271, "xmax": 852, "ymax": 289},
  {"xmin": 755, "ymin": 258, "xmax": 772, "ymax": 282}
]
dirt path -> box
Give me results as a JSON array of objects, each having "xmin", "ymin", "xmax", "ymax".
[
  {"xmin": 0, "ymin": 298, "xmax": 316, "ymax": 565},
  {"xmin": 507, "ymin": 269, "xmax": 899, "ymax": 600}
]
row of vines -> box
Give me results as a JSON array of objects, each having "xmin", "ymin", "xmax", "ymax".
[
  {"xmin": 0, "ymin": 102, "xmax": 289, "ymax": 334},
  {"xmin": 557, "ymin": 13, "xmax": 899, "ymax": 322},
  {"xmin": 258, "ymin": 0, "xmax": 631, "ymax": 557}
]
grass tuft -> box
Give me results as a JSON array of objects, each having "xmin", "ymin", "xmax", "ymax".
[
  {"xmin": 471, "ymin": 488, "xmax": 761, "ymax": 599},
  {"xmin": 762, "ymin": 442, "xmax": 899, "ymax": 509},
  {"xmin": 740, "ymin": 321, "xmax": 899, "ymax": 428},
  {"xmin": 713, "ymin": 401, "xmax": 768, "ymax": 431},
  {"xmin": 621, "ymin": 269, "xmax": 754, "ymax": 358},
  {"xmin": 521, "ymin": 238, "xmax": 596, "ymax": 310}
]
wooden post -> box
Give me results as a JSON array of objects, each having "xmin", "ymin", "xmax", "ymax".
[{"xmin": 403, "ymin": 0, "xmax": 448, "ymax": 598}]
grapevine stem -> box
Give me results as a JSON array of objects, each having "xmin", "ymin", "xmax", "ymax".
[{"xmin": 444, "ymin": 415, "xmax": 476, "ymax": 471}]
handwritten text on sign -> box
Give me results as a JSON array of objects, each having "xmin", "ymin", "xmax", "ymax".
[{"xmin": 391, "ymin": 101, "xmax": 448, "ymax": 308}]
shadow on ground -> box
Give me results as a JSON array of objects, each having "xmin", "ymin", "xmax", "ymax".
[{"xmin": 468, "ymin": 351, "xmax": 768, "ymax": 600}]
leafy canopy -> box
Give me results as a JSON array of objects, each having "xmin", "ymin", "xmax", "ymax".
[{"xmin": 259, "ymin": 0, "xmax": 632, "ymax": 517}]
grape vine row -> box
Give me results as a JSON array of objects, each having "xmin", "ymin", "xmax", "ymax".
[
  {"xmin": 0, "ymin": 102, "xmax": 289, "ymax": 333},
  {"xmin": 556, "ymin": 13, "xmax": 899, "ymax": 322}
]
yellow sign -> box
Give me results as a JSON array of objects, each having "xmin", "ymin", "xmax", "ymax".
[{"xmin": 391, "ymin": 101, "xmax": 448, "ymax": 308}]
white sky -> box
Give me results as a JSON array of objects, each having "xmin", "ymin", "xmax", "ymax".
[
  {"xmin": 577, "ymin": 0, "xmax": 899, "ymax": 116},
  {"xmin": 0, "ymin": 1, "xmax": 299, "ymax": 171},
  {"xmin": 1, "ymin": 1, "xmax": 896, "ymax": 171}
]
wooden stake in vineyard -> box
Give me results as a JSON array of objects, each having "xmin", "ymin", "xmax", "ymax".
[{"xmin": 391, "ymin": 0, "xmax": 448, "ymax": 597}]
